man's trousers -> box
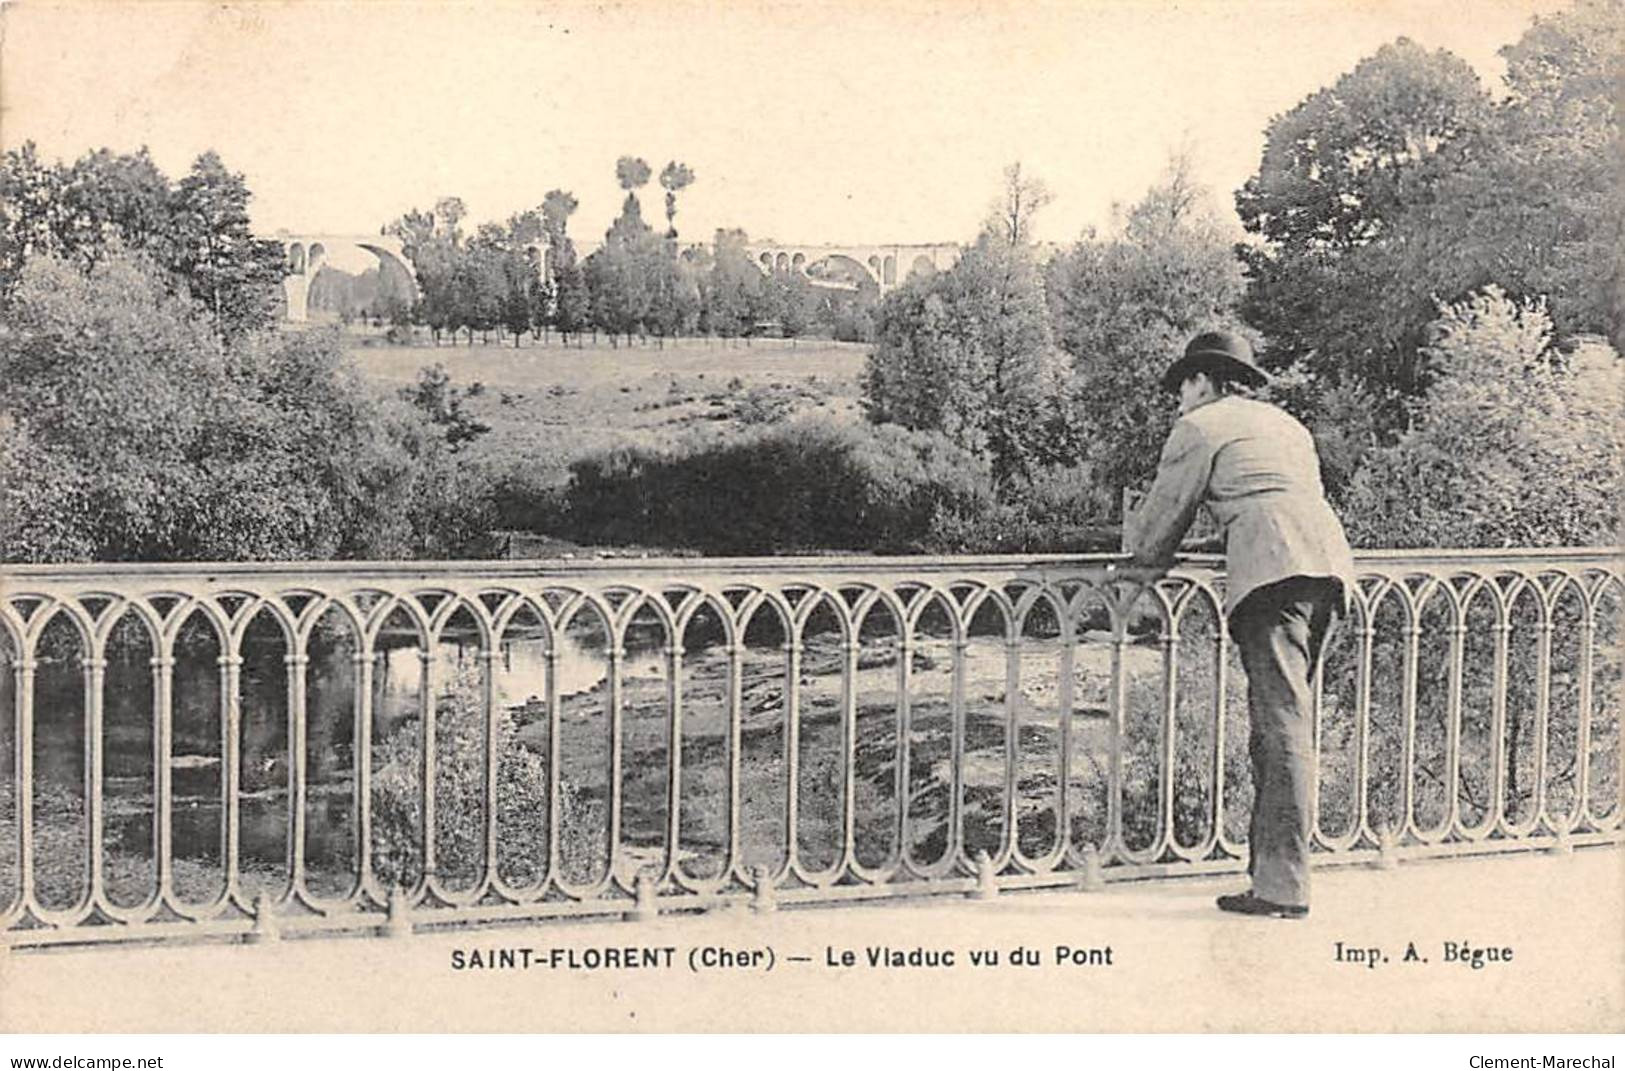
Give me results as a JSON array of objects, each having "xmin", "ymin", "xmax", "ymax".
[{"xmin": 1228, "ymin": 575, "xmax": 1343, "ymax": 907}]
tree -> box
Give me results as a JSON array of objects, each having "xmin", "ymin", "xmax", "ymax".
[
  {"xmin": 0, "ymin": 249, "xmax": 495, "ymax": 562},
  {"xmin": 589, "ymin": 159, "xmax": 663, "ymax": 344},
  {"xmin": 864, "ymin": 171, "xmax": 1062, "ymax": 490},
  {"xmin": 1046, "ymin": 153, "xmax": 1247, "ymax": 496},
  {"xmin": 700, "ymin": 228, "xmax": 766, "ymax": 340},
  {"xmin": 0, "ymin": 142, "xmax": 66, "ymax": 293},
  {"xmin": 431, "ymin": 196, "xmax": 467, "ymax": 245},
  {"xmin": 554, "ymin": 261, "xmax": 591, "ymax": 344},
  {"xmin": 1402, "ymin": 0, "xmax": 1624, "ymax": 350},
  {"xmin": 610, "ymin": 156, "xmax": 654, "ymax": 244},
  {"xmin": 57, "ymin": 147, "xmax": 173, "ymax": 270},
  {"xmin": 770, "ymin": 268, "xmax": 816, "ymax": 341},
  {"xmin": 642, "ymin": 246, "xmax": 700, "ymax": 344},
  {"xmin": 614, "ymin": 155, "xmax": 652, "ymax": 194},
  {"xmin": 400, "ymin": 364, "xmax": 490, "ymax": 449},
  {"xmin": 1237, "ymin": 11, "xmax": 1624, "ymax": 491},
  {"xmin": 2, "ymin": 144, "xmax": 171, "ymax": 287},
  {"xmin": 538, "ymin": 189, "xmax": 584, "ymax": 343},
  {"xmin": 658, "ymin": 161, "xmax": 696, "ymax": 239},
  {"xmin": 0, "ymin": 249, "xmax": 228, "ymax": 561},
  {"xmin": 1236, "ymin": 39, "xmax": 1489, "ymax": 400},
  {"xmin": 986, "ymin": 161, "xmax": 1052, "ymax": 247},
  {"xmin": 583, "ymin": 239, "xmax": 651, "ymax": 345},
  {"xmin": 493, "ymin": 212, "xmax": 543, "ymax": 346},
  {"xmin": 1, "ymin": 144, "xmax": 284, "ymax": 332},
  {"xmin": 540, "ymin": 188, "xmax": 579, "ymax": 271},
  {"xmin": 387, "ymin": 199, "xmax": 468, "ymax": 344},
  {"xmin": 168, "ymin": 151, "xmax": 287, "ymax": 333}
]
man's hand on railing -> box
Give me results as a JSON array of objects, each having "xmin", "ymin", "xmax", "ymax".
[
  {"xmin": 1103, "ymin": 559, "xmax": 1168, "ymax": 584},
  {"xmin": 1180, "ymin": 532, "xmax": 1226, "ymax": 554}
]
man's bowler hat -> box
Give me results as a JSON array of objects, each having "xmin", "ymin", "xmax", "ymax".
[{"xmin": 1160, "ymin": 330, "xmax": 1269, "ymax": 392}]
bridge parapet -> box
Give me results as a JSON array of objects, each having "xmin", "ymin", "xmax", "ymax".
[{"xmin": 0, "ymin": 548, "xmax": 1618, "ymax": 947}]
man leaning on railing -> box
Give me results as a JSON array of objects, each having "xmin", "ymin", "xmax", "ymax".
[{"xmin": 1124, "ymin": 330, "xmax": 1357, "ymax": 920}]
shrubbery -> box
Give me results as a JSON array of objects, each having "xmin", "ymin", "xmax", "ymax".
[
  {"xmin": 370, "ymin": 666, "xmax": 550, "ymax": 890},
  {"xmin": 0, "ymin": 251, "xmax": 497, "ymax": 563},
  {"xmin": 557, "ymin": 418, "xmax": 995, "ymax": 554},
  {"xmin": 1341, "ymin": 288, "xmax": 1622, "ymax": 549}
]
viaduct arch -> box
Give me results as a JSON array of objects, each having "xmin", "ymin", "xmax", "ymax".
[
  {"xmin": 272, "ymin": 232, "xmax": 417, "ymax": 323},
  {"xmin": 742, "ymin": 242, "xmax": 960, "ymax": 296}
]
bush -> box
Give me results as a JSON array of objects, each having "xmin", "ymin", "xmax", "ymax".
[
  {"xmin": 371, "ymin": 666, "xmax": 549, "ymax": 890},
  {"xmin": 733, "ymin": 385, "xmax": 794, "ymax": 426},
  {"xmin": 488, "ymin": 464, "xmax": 570, "ymax": 535},
  {"xmin": 0, "ymin": 251, "xmax": 498, "ymax": 563},
  {"xmin": 1342, "ymin": 288, "xmax": 1622, "ymax": 548},
  {"xmin": 922, "ymin": 464, "xmax": 1120, "ymax": 553},
  {"xmin": 558, "ymin": 418, "xmax": 993, "ymax": 554}
]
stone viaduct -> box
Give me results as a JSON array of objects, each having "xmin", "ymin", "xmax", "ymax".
[
  {"xmin": 740, "ymin": 241, "xmax": 961, "ymax": 295},
  {"xmin": 268, "ymin": 233, "xmax": 962, "ymax": 321}
]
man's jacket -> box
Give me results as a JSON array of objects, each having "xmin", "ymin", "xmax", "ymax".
[{"xmin": 1125, "ymin": 395, "xmax": 1356, "ymax": 618}]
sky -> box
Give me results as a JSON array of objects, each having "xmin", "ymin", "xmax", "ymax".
[{"xmin": 1, "ymin": 0, "xmax": 1569, "ymax": 261}]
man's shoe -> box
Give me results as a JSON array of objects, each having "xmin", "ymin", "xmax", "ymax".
[{"xmin": 1216, "ymin": 891, "xmax": 1308, "ymax": 919}]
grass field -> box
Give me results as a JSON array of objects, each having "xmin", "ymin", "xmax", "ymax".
[{"xmin": 348, "ymin": 334, "xmax": 871, "ymax": 486}]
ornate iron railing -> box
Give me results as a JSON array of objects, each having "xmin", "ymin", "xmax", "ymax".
[{"xmin": 0, "ymin": 549, "xmax": 1619, "ymax": 947}]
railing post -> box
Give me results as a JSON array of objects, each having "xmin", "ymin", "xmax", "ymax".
[
  {"xmin": 1444, "ymin": 623, "xmax": 1467, "ymax": 837},
  {"xmin": 663, "ymin": 643, "xmax": 683, "ymax": 883},
  {"xmin": 751, "ymin": 864, "xmax": 776, "ymax": 913},
  {"xmin": 247, "ymin": 891, "xmax": 280, "ymax": 944},
  {"xmin": 353, "ymin": 645, "xmax": 375, "ymax": 903},
  {"xmin": 13, "ymin": 657, "xmax": 37, "ymax": 913},
  {"xmin": 1077, "ymin": 844, "xmax": 1105, "ymax": 891},
  {"xmin": 285, "ymin": 650, "xmax": 310, "ymax": 897},
  {"xmin": 1489, "ymin": 618, "xmax": 1512, "ymax": 831},
  {"xmin": 1211, "ymin": 611, "xmax": 1230, "ymax": 855},
  {"xmin": 840, "ymin": 638, "xmax": 860, "ymax": 873},
  {"xmin": 480, "ymin": 647, "xmax": 501, "ymax": 894},
  {"xmin": 1574, "ymin": 608, "xmax": 1594, "ymax": 828},
  {"xmin": 1375, "ymin": 823, "xmax": 1401, "ymax": 870},
  {"xmin": 84, "ymin": 652, "xmax": 108, "ymax": 913},
  {"xmin": 219, "ymin": 653, "xmax": 244, "ymax": 905},
  {"xmin": 607, "ymin": 642, "xmax": 626, "ymax": 882},
  {"xmin": 948, "ymin": 634, "xmax": 968, "ymax": 865},
  {"xmin": 1106, "ymin": 608, "xmax": 1128, "ymax": 861},
  {"xmin": 383, "ymin": 883, "xmax": 412, "ymax": 938},
  {"xmin": 724, "ymin": 642, "xmax": 744, "ymax": 879},
  {"xmin": 1400, "ymin": 621, "xmax": 1421, "ymax": 837},
  {"xmin": 544, "ymin": 642, "xmax": 562, "ymax": 889},
  {"xmin": 1158, "ymin": 620, "xmax": 1180, "ymax": 856},
  {"xmin": 894, "ymin": 633, "xmax": 912, "ymax": 867},
  {"xmin": 1057, "ymin": 619, "xmax": 1077, "ymax": 864},
  {"xmin": 782, "ymin": 639, "xmax": 802, "ymax": 872},
  {"xmin": 998, "ymin": 635, "xmax": 1019, "ymax": 864},
  {"xmin": 151, "ymin": 653, "xmax": 176, "ymax": 903},
  {"xmin": 1353, "ymin": 620, "xmax": 1375, "ymax": 845},
  {"xmin": 1533, "ymin": 615, "xmax": 1554, "ymax": 834},
  {"xmin": 627, "ymin": 867, "xmax": 658, "ymax": 922},
  {"xmin": 972, "ymin": 850, "xmax": 998, "ymax": 900},
  {"xmin": 418, "ymin": 648, "xmax": 437, "ymax": 893}
]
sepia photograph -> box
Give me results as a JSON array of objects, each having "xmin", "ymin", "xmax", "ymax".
[{"xmin": 0, "ymin": 0, "xmax": 1620, "ymax": 1045}]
